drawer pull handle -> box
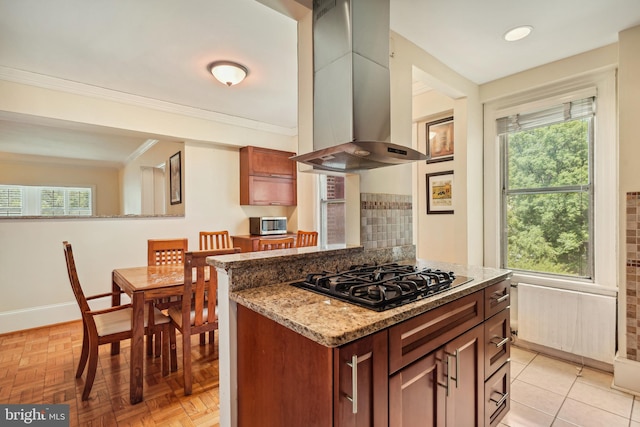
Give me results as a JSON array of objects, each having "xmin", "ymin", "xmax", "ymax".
[
  {"xmin": 492, "ymin": 293, "xmax": 509, "ymax": 303},
  {"xmin": 345, "ymin": 355, "xmax": 358, "ymax": 414},
  {"xmin": 490, "ymin": 391, "xmax": 509, "ymax": 407},
  {"xmin": 444, "ymin": 350, "xmax": 459, "ymax": 395},
  {"xmin": 490, "ymin": 337, "xmax": 509, "ymax": 348}
]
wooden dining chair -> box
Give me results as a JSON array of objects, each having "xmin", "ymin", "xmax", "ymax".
[
  {"xmin": 147, "ymin": 238, "xmax": 188, "ymax": 356},
  {"xmin": 258, "ymin": 237, "xmax": 295, "ymax": 251},
  {"xmin": 199, "ymin": 230, "xmax": 232, "ymax": 250},
  {"xmin": 148, "ymin": 238, "xmax": 188, "ymax": 266},
  {"xmin": 168, "ymin": 248, "xmax": 240, "ymax": 395},
  {"xmin": 63, "ymin": 241, "xmax": 173, "ymax": 400},
  {"xmin": 296, "ymin": 230, "xmax": 318, "ymax": 247}
]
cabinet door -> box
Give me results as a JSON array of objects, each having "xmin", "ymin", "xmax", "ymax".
[
  {"xmin": 243, "ymin": 146, "xmax": 296, "ymax": 178},
  {"xmin": 245, "ymin": 175, "xmax": 297, "ymax": 206},
  {"xmin": 443, "ymin": 325, "xmax": 484, "ymax": 427},
  {"xmin": 389, "ymin": 351, "xmax": 446, "ymax": 427},
  {"xmin": 335, "ymin": 330, "xmax": 388, "ymax": 427}
]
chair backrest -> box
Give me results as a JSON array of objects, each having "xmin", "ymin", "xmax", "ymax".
[
  {"xmin": 148, "ymin": 238, "xmax": 188, "ymax": 266},
  {"xmin": 258, "ymin": 237, "xmax": 295, "ymax": 251},
  {"xmin": 62, "ymin": 241, "xmax": 91, "ymax": 317},
  {"xmin": 199, "ymin": 230, "xmax": 232, "ymax": 250},
  {"xmin": 182, "ymin": 248, "xmax": 240, "ymax": 333},
  {"xmin": 296, "ymin": 230, "xmax": 318, "ymax": 247}
]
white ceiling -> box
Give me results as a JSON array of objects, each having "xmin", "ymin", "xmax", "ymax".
[{"xmin": 0, "ymin": 0, "xmax": 639, "ymax": 163}]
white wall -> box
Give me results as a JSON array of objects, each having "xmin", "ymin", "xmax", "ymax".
[
  {"xmin": 393, "ymin": 32, "xmax": 483, "ymax": 266},
  {"xmin": 0, "ymin": 79, "xmax": 298, "ymax": 334}
]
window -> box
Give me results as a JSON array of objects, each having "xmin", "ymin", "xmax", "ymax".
[
  {"xmin": 498, "ymin": 97, "xmax": 594, "ymax": 278},
  {"xmin": 319, "ymin": 175, "xmax": 345, "ymax": 245},
  {"xmin": 0, "ymin": 185, "xmax": 93, "ymax": 216}
]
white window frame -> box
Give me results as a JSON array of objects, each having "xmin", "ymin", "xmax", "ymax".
[
  {"xmin": 319, "ymin": 174, "xmax": 346, "ymax": 246},
  {"xmin": 0, "ymin": 184, "xmax": 94, "ymax": 216},
  {"xmin": 483, "ymin": 70, "xmax": 617, "ymax": 296}
]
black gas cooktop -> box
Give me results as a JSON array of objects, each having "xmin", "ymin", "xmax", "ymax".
[{"xmin": 290, "ymin": 263, "xmax": 473, "ymax": 311}]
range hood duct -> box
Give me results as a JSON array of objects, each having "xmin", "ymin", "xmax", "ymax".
[{"xmin": 291, "ymin": 0, "xmax": 426, "ymax": 172}]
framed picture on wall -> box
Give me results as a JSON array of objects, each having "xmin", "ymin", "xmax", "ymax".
[
  {"xmin": 169, "ymin": 151, "xmax": 182, "ymax": 205},
  {"xmin": 426, "ymin": 171, "xmax": 454, "ymax": 214},
  {"xmin": 426, "ymin": 116, "xmax": 454, "ymax": 163}
]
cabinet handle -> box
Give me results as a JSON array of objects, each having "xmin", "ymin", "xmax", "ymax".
[
  {"xmin": 269, "ymin": 174, "xmax": 290, "ymax": 178},
  {"xmin": 345, "ymin": 355, "xmax": 358, "ymax": 414},
  {"xmin": 492, "ymin": 292, "xmax": 509, "ymax": 303},
  {"xmin": 444, "ymin": 350, "xmax": 459, "ymax": 395},
  {"xmin": 490, "ymin": 391, "xmax": 509, "ymax": 407},
  {"xmin": 269, "ymin": 202, "xmax": 282, "ymax": 205},
  {"xmin": 490, "ymin": 337, "xmax": 509, "ymax": 348}
]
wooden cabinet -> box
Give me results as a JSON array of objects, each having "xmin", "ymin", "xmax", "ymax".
[
  {"xmin": 231, "ymin": 233, "xmax": 297, "ymax": 252},
  {"xmin": 334, "ymin": 332, "xmax": 388, "ymax": 427},
  {"xmin": 389, "ymin": 292, "xmax": 484, "ymax": 426},
  {"xmin": 240, "ymin": 146, "xmax": 297, "ymax": 206},
  {"xmin": 483, "ymin": 280, "xmax": 511, "ymax": 427},
  {"xmin": 237, "ymin": 280, "xmax": 511, "ymax": 427}
]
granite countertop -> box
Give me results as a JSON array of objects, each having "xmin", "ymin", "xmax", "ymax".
[{"xmin": 229, "ymin": 259, "xmax": 511, "ymax": 348}]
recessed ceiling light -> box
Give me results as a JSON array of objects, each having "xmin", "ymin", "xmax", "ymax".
[{"xmin": 504, "ymin": 25, "xmax": 533, "ymax": 42}]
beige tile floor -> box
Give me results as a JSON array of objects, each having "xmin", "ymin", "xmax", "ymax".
[{"xmin": 500, "ymin": 346, "xmax": 640, "ymax": 427}]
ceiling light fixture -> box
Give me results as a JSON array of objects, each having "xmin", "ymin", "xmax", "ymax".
[
  {"xmin": 208, "ymin": 61, "xmax": 248, "ymax": 86},
  {"xmin": 503, "ymin": 25, "xmax": 533, "ymax": 42}
]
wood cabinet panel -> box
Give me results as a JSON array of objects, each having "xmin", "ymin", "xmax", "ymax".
[
  {"xmin": 484, "ymin": 280, "xmax": 510, "ymax": 319},
  {"xmin": 389, "ymin": 351, "xmax": 444, "ymax": 426},
  {"xmin": 485, "ymin": 361, "xmax": 510, "ymax": 427},
  {"xmin": 237, "ymin": 305, "xmax": 333, "ymax": 427},
  {"xmin": 444, "ymin": 325, "xmax": 484, "ymax": 427},
  {"xmin": 240, "ymin": 145, "xmax": 296, "ymax": 178},
  {"xmin": 389, "ymin": 291, "xmax": 484, "ymax": 374},
  {"xmin": 484, "ymin": 308, "xmax": 510, "ymax": 380},
  {"xmin": 240, "ymin": 146, "xmax": 297, "ymax": 206},
  {"xmin": 242, "ymin": 175, "xmax": 296, "ymax": 206},
  {"xmin": 231, "ymin": 234, "xmax": 297, "ymax": 252},
  {"xmin": 334, "ymin": 331, "xmax": 388, "ymax": 427}
]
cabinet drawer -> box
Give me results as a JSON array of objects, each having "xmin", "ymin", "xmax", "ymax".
[
  {"xmin": 484, "ymin": 308, "xmax": 510, "ymax": 380},
  {"xmin": 484, "ymin": 361, "xmax": 510, "ymax": 427},
  {"xmin": 484, "ymin": 280, "xmax": 510, "ymax": 319},
  {"xmin": 389, "ymin": 291, "xmax": 484, "ymax": 374}
]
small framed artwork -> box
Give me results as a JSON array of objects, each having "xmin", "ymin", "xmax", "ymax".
[
  {"xmin": 426, "ymin": 116, "xmax": 454, "ymax": 163},
  {"xmin": 169, "ymin": 151, "xmax": 182, "ymax": 205},
  {"xmin": 426, "ymin": 171, "xmax": 454, "ymax": 214}
]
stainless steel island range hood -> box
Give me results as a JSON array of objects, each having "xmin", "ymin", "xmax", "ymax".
[{"xmin": 291, "ymin": 0, "xmax": 427, "ymax": 172}]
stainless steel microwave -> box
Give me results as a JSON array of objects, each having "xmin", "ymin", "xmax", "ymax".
[{"xmin": 249, "ymin": 217, "xmax": 288, "ymax": 235}]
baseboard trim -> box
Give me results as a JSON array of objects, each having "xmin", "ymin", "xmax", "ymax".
[
  {"xmin": 0, "ymin": 297, "xmax": 115, "ymax": 335},
  {"xmin": 612, "ymin": 353, "xmax": 640, "ymax": 396},
  {"xmin": 513, "ymin": 338, "xmax": 614, "ymax": 373}
]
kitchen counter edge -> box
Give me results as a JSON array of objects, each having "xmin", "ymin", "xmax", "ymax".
[{"xmin": 229, "ymin": 262, "xmax": 511, "ymax": 348}]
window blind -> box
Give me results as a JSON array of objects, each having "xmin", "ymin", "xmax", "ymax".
[{"xmin": 497, "ymin": 96, "xmax": 595, "ymax": 135}]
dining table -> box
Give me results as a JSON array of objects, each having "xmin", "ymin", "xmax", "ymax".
[{"xmin": 111, "ymin": 264, "xmax": 186, "ymax": 404}]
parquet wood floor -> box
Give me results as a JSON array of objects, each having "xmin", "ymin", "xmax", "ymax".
[{"xmin": 0, "ymin": 320, "xmax": 221, "ymax": 426}]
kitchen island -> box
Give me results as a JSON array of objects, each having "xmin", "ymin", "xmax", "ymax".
[{"xmin": 207, "ymin": 245, "xmax": 511, "ymax": 427}]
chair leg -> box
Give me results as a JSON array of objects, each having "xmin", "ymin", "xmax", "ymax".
[
  {"xmin": 161, "ymin": 324, "xmax": 170, "ymax": 377},
  {"xmin": 199, "ymin": 332, "xmax": 205, "ymax": 346},
  {"xmin": 82, "ymin": 335, "xmax": 99, "ymax": 401},
  {"xmin": 76, "ymin": 322, "xmax": 89, "ymax": 378},
  {"xmin": 146, "ymin": 302, "xmax": 155, "ymax": 356},
  {"xmin": 170, "ymin": 326, "xmax": 178, "ymax": 373},
  {"xmin": 183, "ymin": 330, "xmax": 192, "ymax": 395},
  {"xmin": 208, "ymin": 330, "xmax": 214, "ymax": 344},
  {"xmin": 154, "ymin": 330, "xmax": 162, "ymax": 357}
]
